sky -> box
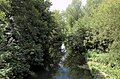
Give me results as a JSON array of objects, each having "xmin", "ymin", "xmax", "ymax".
[{"xmin": 50, "ymin": 0, "xmax": 87, "ymax": 11}]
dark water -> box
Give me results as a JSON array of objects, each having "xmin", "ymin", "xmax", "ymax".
[
  {"xmin": 27, "ymin": 63, "xmax": 92, "ymax": 79},
  {"xmin": 27, "ymin": 54, "xmax": 93, "ymax": 79},
  {"xmin": 27, "ymin": 44, "xmax": 92, "ymax": 79}
]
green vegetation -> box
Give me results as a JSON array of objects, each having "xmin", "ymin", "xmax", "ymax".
[
  {"xmin": 0, "ymin": 0, "xmax": 64, "ymax": 79},
  {"xmin": 0, "ymin": 0, "xmax": 120, "ymax": 79},
  {"xmin": 88, "ymin": 51, "xmax": 120, "ymax": 79},
  {"xmin": 63, "ymin": 0, "xmax": 120, "ymax": 78}
]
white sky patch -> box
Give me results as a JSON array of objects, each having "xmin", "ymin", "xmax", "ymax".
[
  {"xmin": 50, "ymin": 0, "xmax": 87, "ymax": 11},
  {"xmin": 50, "ymin": 0, "xmax": 72, "ymax": 11},
  {"xmin": 81, "ymin": 0, "xmax": 87, "ymax": 6}
]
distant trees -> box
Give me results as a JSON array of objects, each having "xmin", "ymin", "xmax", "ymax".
[
  {"xmin": 65, "ymin": 0, "xmax": 82, "ymax": 27},
  {"xmin": 63, "ymin": 0, "xmax": 92, "ymax": 66}
]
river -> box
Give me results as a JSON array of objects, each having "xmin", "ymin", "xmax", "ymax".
[{"xmin": 27, "ymin": 44, "xmax": 93, "ymax": 79}]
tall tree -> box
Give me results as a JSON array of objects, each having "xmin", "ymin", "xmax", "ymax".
[
  {"xmin": 0, "ymin": 0, "xmax": 62, "ymax": 79},
  {"xmin": 64, "ymin": 0, "xmax": 83, "ymax": 34}
]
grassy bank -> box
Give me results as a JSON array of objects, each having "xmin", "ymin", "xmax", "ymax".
[{"xmin": 87, "ymin": 52, "xmax": 120, "ymax": 79}]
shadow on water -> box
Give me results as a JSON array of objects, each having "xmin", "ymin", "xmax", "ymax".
[
  {"xmin": 26, "ymin": 42, "xmax": 109, "ymax": 79},
  {"xmin": 26, "ymin": 44, "xmax": 94, "ymax": 79},
  {"xmin": 63, "ymin": 53, "xmax": 93, "ymax": 79},
  {"xmin": 26, "ymin": 67, "xmax": 58, "ymax": 79},
  {"xmin": 26, "ymin": 53, "xmax": 94, "ymax": 79},
  {"xmin": 26, "ymin": 63, "xmax": 70, "ymax": 79}
]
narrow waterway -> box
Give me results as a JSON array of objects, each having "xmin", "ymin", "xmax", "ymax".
[{"xmin": 27, "ymin": 44, "xmax": 93, "ymax": 79}]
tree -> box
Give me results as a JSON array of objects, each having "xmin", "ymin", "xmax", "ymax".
[
  {"xmin": 64, "ymin": 0, "xmax": 84, "ymax": 35},
  {"xmin": 88, "ymin": 0, "xmax": 120, "ymax": 65},
  {"xmin": 48, "ymin": 10, "xmax": 65, "ymax": 64},
  {"xmin": 0, "ymin": 0, "xmax": 62, "ymax": 78},
  {"xmin": 63, "ymin": 0, "xmax": 94, "ymax": 67}
]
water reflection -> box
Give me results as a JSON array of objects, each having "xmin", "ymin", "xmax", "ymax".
[
  {"xmin": 67, "ymin": 65, "xmax": 93, "ymax": 79},
  {"xmin": 53, "ymin": 63, "xmax": 70, "ymax": 79},
  {"xmin": 64, "ymin": 53, "xmax": 93, "ymax": 79},
  {"xmin": 27, "ymin": 63, "xmax": 70, "ymax": 79},
  {"xmin": 27, "ymin": 53, "xmax": 93, "ymax": 79}
]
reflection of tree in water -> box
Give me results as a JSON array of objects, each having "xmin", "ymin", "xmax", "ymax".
[
  {"xmin": 69, "ymin": 67, "xmax": 93, "ymax": 79},
  {"xmin": 26, "ymin": 65, "xmax": 59, "ymax": 79},
  {"xmin": 64, "ymin": 53, "xmax": 93, "ymax": 79}
]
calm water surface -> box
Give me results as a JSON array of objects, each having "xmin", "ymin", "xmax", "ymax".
[
  {"xmin": 27, "ymin": 54, "xmax": 92, "ymax": 79},
  {"xmin": 27, "ymin": 44, "xmax": 92, "ymax": 79}
]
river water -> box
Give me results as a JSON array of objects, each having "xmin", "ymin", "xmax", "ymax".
[
  {"xmin": 27, "ymin": 54, "xmax": 93, "ymax": 79},
  {"xmin": 27, "ymin": 44, "xmax": 93, "ymax": 79}
]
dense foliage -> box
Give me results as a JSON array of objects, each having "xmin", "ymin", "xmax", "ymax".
[
  {"xmin": 0, "ymin": 0, "xmax": 64, "ymax": 79},
  {"xmin": 62, "ymin": 0, "xmax": 120, "ymax": 78},
  {"xmin": 89, "ymin": 0, "xmax": 120, "ymax": 65},
  {"xmin": 0, "ymin": 0, "xmax": 120, "ymax": 78}
]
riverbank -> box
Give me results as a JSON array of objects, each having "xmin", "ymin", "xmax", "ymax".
[{"xmin": 88, "ymin": 53, "xmax": 120, "ymax": 79}]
